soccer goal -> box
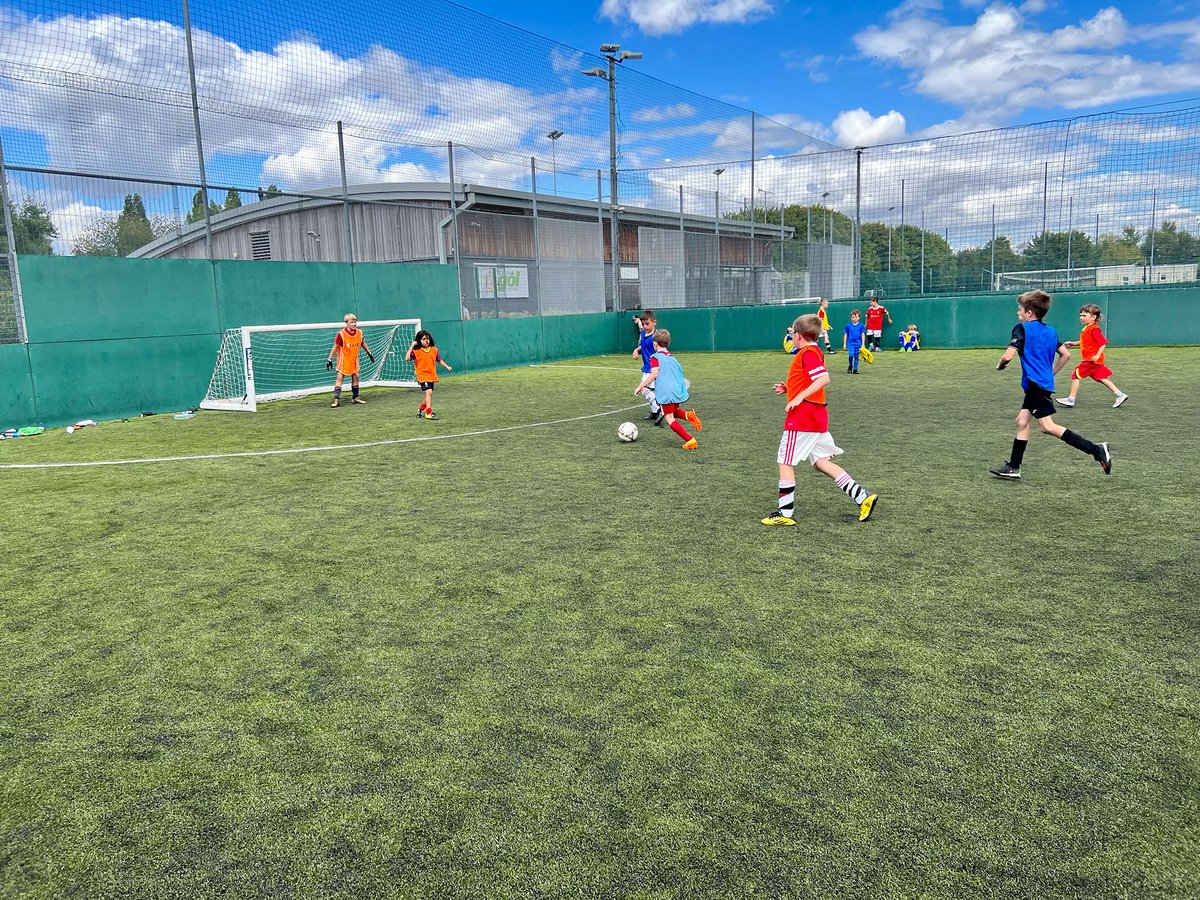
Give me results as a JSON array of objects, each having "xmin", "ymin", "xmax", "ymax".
[{"xmin": 201, "ymin": 319, "xmax": 422, "ymax": 411}]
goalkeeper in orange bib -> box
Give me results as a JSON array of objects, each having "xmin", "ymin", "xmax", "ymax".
[{"xmin": 326, "ymin": 313, "xmax": 375, "ymax": 407}]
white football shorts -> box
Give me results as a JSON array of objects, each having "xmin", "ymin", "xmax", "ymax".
[{"xmin": 777, "ymin": 430, "xmax": 844, "ymax": 466}]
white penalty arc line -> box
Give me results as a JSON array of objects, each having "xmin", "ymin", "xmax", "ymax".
[{"xmin": 0, "ymin": 404, "xmax": 646, "ymax": 470}]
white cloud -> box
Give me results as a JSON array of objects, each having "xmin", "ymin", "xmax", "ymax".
[
  {"xmin": 599, "ymin": 0, "xmax": 774, "ymax": 36},
  {"xmin": 832, "ymin": 108, "xmax": 908, "ymax": 146},
  {"xmin": 0, "ymin": 10, "xmax": 593, "ymax": 195},
  {"xmin": 48, "ymin": 200, "xmax": 110, "ymax": 255},
  {"xmin": 854, "ymin": 2, "xmax": 1200, "ymax": 122},
  {"xmin": 632, "ymin": 102, "xmax": 698, "ymax": 123}
]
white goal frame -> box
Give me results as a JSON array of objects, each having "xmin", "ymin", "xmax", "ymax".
[{"xmin": 201, "ymin": 318, "xmax": 422, "ymax": 412}]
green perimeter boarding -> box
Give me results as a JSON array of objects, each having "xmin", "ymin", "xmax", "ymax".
[{"xmin": 4, "ymin": 255, "xmax": 1200, "ymax": 429}]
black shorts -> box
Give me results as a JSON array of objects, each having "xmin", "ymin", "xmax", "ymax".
[
  {"xmin": 1021, "ymin": 384, "xmax": 1056, "ymax": 419},
  {"xmin": 418, "ymin": 381, "xmax": 436, "ymax": 391}
]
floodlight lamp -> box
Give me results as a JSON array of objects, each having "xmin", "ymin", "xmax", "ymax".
[
  {"xmin": 547, "ymin": 130, "xmax": 564, "ymax": 140},
  {"xmin": 600, "ymin": 43, "xmax": 621, "ymax": 53},
  {"xmin": 582, "ymin": 67, "xmax": 608, "ymax": 78},
  {"xmin": 713, "ymin": 168, "xmax": 725, "ymax": 176},
  {"xmin": 620, "ymin": 51, "xmax": 642, "ymax": 60}
]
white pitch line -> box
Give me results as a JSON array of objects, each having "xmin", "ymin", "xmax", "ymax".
[
  {"xmin": 529, "ymin": 363, "xmax": 633, "ymax": 372},
  {"xmin": 0, "ymin": 404, "xmax": 646, "ymax": 470}
]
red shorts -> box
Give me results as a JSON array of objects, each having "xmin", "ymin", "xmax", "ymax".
[
  {"xmin": 661, "ymin": 402, "xmax": 686, "ymax": 415},
  {"xmin": 1073, "ymin": 361, "xmax": 1113, "ymax": 381}
]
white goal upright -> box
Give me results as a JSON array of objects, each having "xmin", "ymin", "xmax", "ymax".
[{"xmin": 201, "ymin": 319, "xmax": 422, "ymax": 411}]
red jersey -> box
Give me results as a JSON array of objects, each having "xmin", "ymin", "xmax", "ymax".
[
  {"xmin": 784, "ymin": 346, "xmax": 829, "ymax": 433},
  {"xmin": 1079, "ymin": 322, "xmax": 1107, "ymax": 364},
  {"xmin": 866, "ymin": 305, "xmax": 889, "ymax": 331}
]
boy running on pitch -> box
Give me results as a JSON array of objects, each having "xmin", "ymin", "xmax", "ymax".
[
  {"xmin": 762, "ymin": 314, "xmax": 878, "ymax": 525},
  {"xmin": 991, "ymin": 290, "xmax": 1112, "ymax": 480},
  {"xmin": 633, "ymin": 329, "xmax": 702, "ymax": 450},
  {"xmin": 327, "ymin": 313, "xmax": 375, "ymax": 407},
  {"xmin": 632, "ymin": 311, "xmax": 664, "ymax": 425},
  {"xmin": 1056, "ymin": 303, "xmax": 1129, "ymax": 409}
]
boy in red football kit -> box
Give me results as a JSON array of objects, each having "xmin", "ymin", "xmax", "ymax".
[
  {"xmin": 761, "ymin": 314, "xmax": 879, "ymax": 525},
  {"xmin": 407, "ymin": 329, "xmax": 453, "ymax": 420},
  {"xmin": 865, "ymin": 297, "xmax": 892, "ymax": 352},
  {"xmin": 326, "ymin": 313, "xmax": 375, "ymax": 408},
  {"xmin": 1056, "ymin": 303, "xmax": 1128, "ymax": 409}
]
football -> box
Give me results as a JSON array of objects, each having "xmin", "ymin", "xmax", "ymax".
[{"xmin": 617, "ymin": 421, "xmax": 639, "ymax": 442}]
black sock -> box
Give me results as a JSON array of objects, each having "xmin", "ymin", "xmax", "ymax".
[
  {"xmin": 352, "ymin": 385, "xmax": 360, "ymax": 398},
  {"xmin": 1061, "ymin": 429, "xmax": 1100, "ymax": 458},
  {"xmin": 333, "ymin": 386, "xmax": 342, "ymax": 400},
  {"xmin": 1009, "ymin": 439, "xmax": 1028, "ymax": 468}
]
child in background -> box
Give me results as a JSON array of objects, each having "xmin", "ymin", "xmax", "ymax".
[
  {"xmin": 634, "ymin": 329, "xmax": 703, "ymax": 450},
  {"xmin": 1057, "ymin": 304, "xmax": 1128, "ymax": 409},
  {"xmin": 632, "ymin": 311, "xmax": 665, "ymax": 425},
  {"xmin": 865, "ymin": 297, "xmax": 893, "ymax": 352},
  {"xmin": 762, "ymin": 313, "xmax": 878, "ymax": 525},
  {"xmin": 783, "ymin": 325, "xmax": 799, "ymax": 355},
  {"xmin": 327, "ymin": 313, "xmax": 375, "ymax": 408},
  {"xmin": 900, "ymin": 324, "xmax": 921, "ymax": 351},
  {"xmin": 990, "ymin": 290, "xmax": 1112, "ymax": 480},
  {"xmin": 407, "ymin": 330, "xmax": 453, "ymax": 420},
  {"xmin": 843, "ymin": 310, "xmax": 867, "ymax": 374},
  {"xmin": 816, "ymin": 298, "xmax": 836, "ymax": 353}
]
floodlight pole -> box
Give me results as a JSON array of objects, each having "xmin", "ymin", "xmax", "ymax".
[
  {"xmin": 584, "ymin": 46, "xmax": 641, "ymax": 310},
  {"xmin": 546, "ymin": 130, "xmax": 563, "ymax": 196}
]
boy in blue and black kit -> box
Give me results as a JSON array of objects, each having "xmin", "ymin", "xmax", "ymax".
[
  {"xmin": 990, "ymin": 290, "xmax": 1112, "ymax": 480},
  {"xmin": 843, "ymin": 309, "xmax": 867, "ymax": 374},
  {"xmin": 632, "ymin": 311, "xmax": 664, "ymax": 425}
]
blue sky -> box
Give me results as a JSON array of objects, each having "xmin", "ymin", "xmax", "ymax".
[
  {"xmin": 4, "ymin": 0, "xmax": 1200, "ymax": 251},
  {"xmin": 461, "ymin": 0, "xmax": 1200, "ymax": 144}
]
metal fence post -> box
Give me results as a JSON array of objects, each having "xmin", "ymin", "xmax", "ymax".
[
  {"xmin": 0, "ymin": 133, "xmax": 27, "ymax": 343},
  {"xmin": 448, "ymin": 142, "xmax": 463, "ymax": 314},
  {"xmin": 337, "ymin": 121, "xmax": 354, "ymax": 264},
  {"xmin": 181, "ymin": 0, "xmax": 214, "ymax": 259}
]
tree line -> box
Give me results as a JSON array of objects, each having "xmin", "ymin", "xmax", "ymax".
[
  {"xmin": 734, "ymin": 204, "xmax": 1200, "ymax": 293},
  {"xmin": 1, "ymin": 186, "xmax": 282, "ymax": 258}
]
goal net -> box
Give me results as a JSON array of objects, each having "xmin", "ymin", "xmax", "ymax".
[{"xmin": 201, "ymin": 319, "xmax": 422, "ymax": 411}]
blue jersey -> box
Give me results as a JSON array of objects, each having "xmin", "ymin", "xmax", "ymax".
[
  {"xmin": 1010, "ymin": 320, "xmax": 1061, "ymax": 391},
  {"xmin": 844, "ymin": 321, "xmax": 867, "ymax": 348},
  {"xmin": 651, "ymin": 351, "xmax": 688, "ymax": 404},
  {"xmin": 638, "ymin": 330, "xmax": 656, "ymax": 373}
]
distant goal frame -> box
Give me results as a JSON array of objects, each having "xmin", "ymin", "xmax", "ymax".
[{"xmin": 200, "ymin": 318, "xmax": 422, "ymax": 412}]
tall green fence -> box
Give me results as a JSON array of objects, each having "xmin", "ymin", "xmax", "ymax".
[{"xmin": 4, "ymin": 256, "xmax": 1200, "ymax": 429}]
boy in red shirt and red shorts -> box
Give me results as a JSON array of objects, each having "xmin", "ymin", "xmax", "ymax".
[
  {"xmin": 1056, "ymin": 303, "xmax": 1128, "ymax": 409},
  {"xmin": 761, "ymin": 314, "xmax": 879, "ymax": 526}
]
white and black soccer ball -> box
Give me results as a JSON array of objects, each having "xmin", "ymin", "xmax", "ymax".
[{"xmin": 617, "ymin": 421, "xmax": 639, "ymax": 442}]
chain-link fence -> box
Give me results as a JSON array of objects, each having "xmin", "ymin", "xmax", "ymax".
[{"xmin": 4, "ymin": 0, "xmax": 1200, "ymax": 342}]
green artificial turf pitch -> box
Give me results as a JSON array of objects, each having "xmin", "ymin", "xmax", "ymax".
[{"xmin": 1, "ymin": 348, "xmax": 1197, "ymax": 898}]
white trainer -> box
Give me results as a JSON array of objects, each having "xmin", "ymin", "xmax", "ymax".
[
  {"xmin": 1113, "ymin": 392, "xmax": 1128, "ymax": 408},
  {"xmin": 1056, "ymin": 396, "xmax": 1076, "ymax": 407}
]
